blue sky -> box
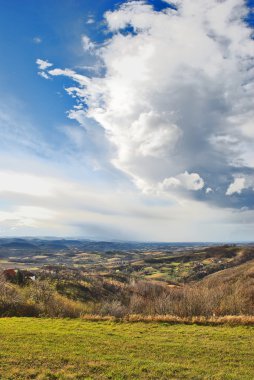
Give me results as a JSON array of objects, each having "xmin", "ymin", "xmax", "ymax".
[{"xmin": 0, "ymin": 0, "xmax": 254, "ymax": 241}]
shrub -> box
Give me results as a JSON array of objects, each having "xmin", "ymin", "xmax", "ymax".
[{"xmin": 98, "ymin": 300, "xmax": 128, "ymax": 318}]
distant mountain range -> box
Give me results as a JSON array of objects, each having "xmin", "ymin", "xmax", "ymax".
[{"xmin": 0, "ymin": 237, "xmax": 223, "ymax": 254}]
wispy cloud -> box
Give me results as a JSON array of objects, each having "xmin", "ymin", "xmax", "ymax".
[
  {"xmin": 1, "ymin": 165, "xmax": 253, "ymax": 240},
  {"xmin": 0, "ymin": 99, "xmax": 46, "ymax": 154},
  {"xmin": 33, "ymin": 36, "xmax": 42, "ymax": 44},
  {"xmin": 86, "ymin": 17, "xmax": 95, "ymax": 25},
  {"xmin": 81, "ymin": 35, "xmax": 96, "ymax": 52}
]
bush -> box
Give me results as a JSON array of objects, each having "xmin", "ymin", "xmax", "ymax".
[{"xmin": 98, "ymin": 300, "xmax": 128, "ymax": 318}]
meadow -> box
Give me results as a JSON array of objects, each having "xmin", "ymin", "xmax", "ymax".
[{"xmin": 0, "ymin": 318, "xmax": 253, "ymax": 379}]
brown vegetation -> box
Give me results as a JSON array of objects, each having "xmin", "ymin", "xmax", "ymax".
[
  {"xmin": 0, "ymin": 274, "xmax": 86, "ymax": 317},
  {"xmin": 95, "ymin": 259, "xmax": 254, "ymax": 318},
  {"xmin": 0, "ymin": 257, "xmax": 253, "ymax": 321},
  {"xmin": 80, "ymin": 314, "xmax": 254, "ymax": 325}
]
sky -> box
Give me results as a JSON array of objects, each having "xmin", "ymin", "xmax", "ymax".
[{"xmin": 0, "ymin": 0, "xmax": 253, "ymax": 242}]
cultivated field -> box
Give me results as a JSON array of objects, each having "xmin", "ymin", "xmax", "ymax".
[
  {"xmin": 0, "ymin": 318, "xmax": 253, "ymax": 379},
  {"xmin": 2, "ymin": 239, "xmax": 253, "ymax": 284}
]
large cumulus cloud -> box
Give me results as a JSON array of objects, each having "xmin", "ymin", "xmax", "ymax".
[{"xmin": 38, "ymin": 0, "xmax": 254, "ymax": 209}]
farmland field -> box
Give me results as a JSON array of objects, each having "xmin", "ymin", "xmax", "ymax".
[{"xmin": 0, "ymin": 318, "xmax": 253, "ymax": 379}]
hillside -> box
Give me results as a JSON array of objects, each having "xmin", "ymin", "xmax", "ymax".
[
  {"xmin": 1, "ymin": 242, "xmax": 254, "ymax": 318},
  {"xmin": 200, "ymin": 258, "xmax": 254, "ymax": 286}
]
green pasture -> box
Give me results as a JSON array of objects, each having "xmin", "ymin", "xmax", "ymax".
[{"xmin": 0, "ymin": 318, "xmax": 253, "ymax": 379}]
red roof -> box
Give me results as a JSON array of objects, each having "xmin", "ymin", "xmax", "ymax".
[{"xmin": 3, "ymin": 269, "xmax": 16, "ymax": 278}]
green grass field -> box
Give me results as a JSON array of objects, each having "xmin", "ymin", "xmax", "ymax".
[{"xmin": 0, "ymin": 318, "xmax": 253, "ymax": 380}]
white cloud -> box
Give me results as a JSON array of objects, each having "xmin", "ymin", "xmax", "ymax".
[
  {"xmin": 36, "ymin": 58, "xmax": 53, "ymax": 70},
  {"xmin": 131, "ymin": 112, "xmax": 181, "ymax": 158},
  {"xmin": 86, "ymin": 17, "xmax": 95, "ymax": 24},
  {"xmin": 41, "ymin": 0, "xmax": 254, "ymax": 205},
  {"xmin": 159, "ymin": 177, "xmax": 181, "ymax": 189},
  {"xmin": 48, "ymin": 68, "xmax": 89, "ymax": 86},
  {"xmin": 38, "ymin": 71, "xmax": 50, "ymax": 80},
  {"xmin": 226, "ymin": 175, "xmax": 254, "ymax": 196},
  {"xmin": 0, "ymin": 156, "xmax": 254, "ymax": 240},
  {"xmin": 159, "ymin": 171, "xmax": 204, "ymax": 192},
  {"xmin": 177, "ymin": 172, "xmax": 204, "ymax": 191},
  {"xmin": 82, "ymin": 35, "xmax": 95, "ymax": 52},
  {"xmin": 32, "ymin": 0, "xmax": 254, "ymax": 240},
  {"xmin": 0, "ymin": 171, "xmax": 55, "ymax": 197},
  {"xmin": 0, "ymin": 206, "xmax": 56, "ymax": 229},
  {"xmin": 226, "ymin": 177, "xmax": 246, "ymax": 195}
]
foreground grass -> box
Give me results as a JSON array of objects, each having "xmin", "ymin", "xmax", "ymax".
[{"xmin": 0, "ymin": 318, "xmax": 253, "ymax": 379}]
